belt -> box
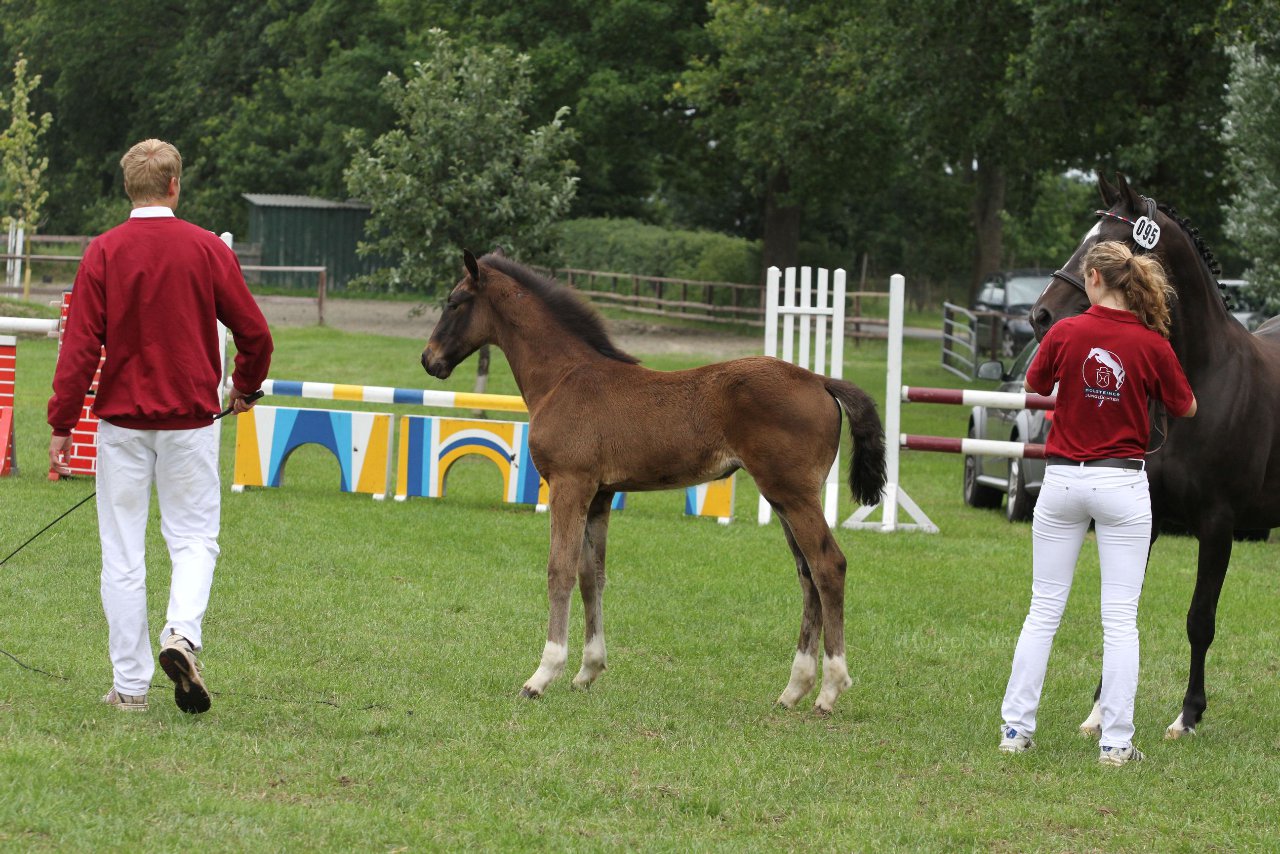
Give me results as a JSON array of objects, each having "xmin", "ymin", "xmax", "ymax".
[{"xmin": 1046, "ymin": 456, "xmax": 1145, "ymax": 471}]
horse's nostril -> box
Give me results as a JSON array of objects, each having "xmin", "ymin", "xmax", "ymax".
[{"xmin": 1032, "ymin": 307, "xmax": 1051, "ymax": 331}]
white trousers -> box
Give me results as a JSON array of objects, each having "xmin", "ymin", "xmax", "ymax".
[
  {"xmin": 96, "ymin": 420, "xmax": 221, "ymax": 695},
  {"xmin": 1001, "ymin": 465, "xmax": 1151, "ymax": 749}
]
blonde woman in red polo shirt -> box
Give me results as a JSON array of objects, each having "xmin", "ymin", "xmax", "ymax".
[
  {"xmin": 998, "ymin": 241, "xmax": 1196, "ymax": 766},
  {"xmin": 48, "ymin": 140, "xmax": 273, "ymax": 714}
]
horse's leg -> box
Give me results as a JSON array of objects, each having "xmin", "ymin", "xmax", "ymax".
[
  {"xmin": 775, "ymin": 516, "xmax": 823, "ymax": 709},
  {"xmin": 521, "ymin": 480, "xmax": 594, "ymax": 699},
  {"xmin": 1168, "ymin": 525, "xmax": 1234, "ymax": 738},
  {"xmin": 776, "ymin": 500, "xmax": 851, "ymax": 714},
  {"xmin": 572, "ymin": 491, "xmax": 614, "ymax": 690}
]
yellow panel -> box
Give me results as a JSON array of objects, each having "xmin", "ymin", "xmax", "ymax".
[
  {"xmin": 699, "ymin": 475, "xmax": 736, "ymax": 519},
  {"xmin": 232, "ymin": 409, "xmax": 263, "ymax": 487},
  {"xmin": 394, "ymin": 415, "xmax": 412, "ymax": 498},
  {"xmin": 355, "ymin": 414, "xmax": 393, "ymax": 494},
  {"xmin": 332, "ymin": 384, "xmax": 364, "ymax": 401}
]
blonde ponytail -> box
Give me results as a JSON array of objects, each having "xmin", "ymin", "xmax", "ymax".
[{"xmin": 1083, "ymin": 241, "xmax": 1175, "ymax": 337}]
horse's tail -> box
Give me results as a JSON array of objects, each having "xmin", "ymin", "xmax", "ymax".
[{"xmin": 825, "ymin": 379, "xmax": 887, "ymax": 506}]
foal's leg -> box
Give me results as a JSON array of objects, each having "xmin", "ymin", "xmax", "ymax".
[
  {"xmin": 521, "ymin": 481, "xmax": 594, "ymax": 699},
  {"xmin": 775, "ymin": 516, "xmax": 823, "ymax": 709},
  {"xmin": 777, "ymin": 500, "xmax": 851, "ymax": 714},
  {"xmin": 572, "ymin": 492, "xmax": 614, "ymax": 689}
]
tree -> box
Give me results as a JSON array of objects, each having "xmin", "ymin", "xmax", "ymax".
[
  {"xmin": 345, "ymin": 28, "xmax": 578, "ymax": 294},
  {"xmin": 676, "ymin": 1, "xmax": 893, "ymax": 275},
  {"xmin": 1223, "ymin": 39, "xmax": 1280, "ymax": 315},
  {"xmin": 0, "ymin": 54, "xmax": 52, "ymax": 234}
]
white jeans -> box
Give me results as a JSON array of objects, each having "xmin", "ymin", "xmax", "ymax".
[
  {"xmin": 1001, "ymin": 464, "xmax": 1151, "ymax": 749},
  {"xmin": 96, "ymin": 420, "xmax": 221, "ymax": 695}
]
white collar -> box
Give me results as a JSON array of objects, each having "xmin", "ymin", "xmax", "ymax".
[{"xmin": 130, "ymin": 206, "xmax": 175, "ymax": 219}]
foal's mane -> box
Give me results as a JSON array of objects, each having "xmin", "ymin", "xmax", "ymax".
[{"xmin": 481, "ymin": 253, "xmax": 640, "ymax": 365}]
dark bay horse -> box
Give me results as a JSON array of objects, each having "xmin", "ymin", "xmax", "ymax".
[
  {"xmin": 421, "ymin": 250, "xmax": 887, "ymax": 712},
  {"xmin": 1031, "ymin": 175, "xmax": 1280, "ymax": 738}
]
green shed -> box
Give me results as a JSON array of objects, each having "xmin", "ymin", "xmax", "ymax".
[{"xmin": 242, "ymin": 194, "xmax": 383, "ymax": 292}]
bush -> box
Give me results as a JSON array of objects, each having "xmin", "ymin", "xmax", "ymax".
[{"xmin": 557, "ymin": 218, "xmax": 761, "ymax": 284}]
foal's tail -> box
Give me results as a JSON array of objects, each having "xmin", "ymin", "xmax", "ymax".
[{"xmin": 825, "ymin": 379, "xmax": 887, "ymax": 506}]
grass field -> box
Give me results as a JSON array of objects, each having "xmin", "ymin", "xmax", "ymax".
[{"xmin": 2, "ymin": 306, "xmax": 1277, "ymax": 851}]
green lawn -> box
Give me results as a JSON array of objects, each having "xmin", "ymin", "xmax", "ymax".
[{"xmin": 1, "ymin": 318, "xmax": 1277, "ymax": 851}]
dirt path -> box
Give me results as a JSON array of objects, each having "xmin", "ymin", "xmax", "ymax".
[{"xmin": 256, "ymin": 295, "xmax": 765, "ymax": 360}]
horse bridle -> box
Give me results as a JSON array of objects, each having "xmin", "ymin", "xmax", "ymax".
[{"xmin": 1050, "ymin": 196, "xmax": 1159, "ymax": 294}]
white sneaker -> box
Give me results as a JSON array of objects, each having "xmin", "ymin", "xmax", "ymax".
[
  {"xmin": 998, "ymin": 725, "xmax": 1034, "ymax": 753},
  {"xmin": 1099, "ymin": 744, "xmax": 1145, "ymax": 766},
  {"xmin": 101, "ymin": 687, "xmax": 148, "ymax": 712}
]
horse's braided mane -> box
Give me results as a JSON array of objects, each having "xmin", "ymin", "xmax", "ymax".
[
  {"xmin": 481, "ymin": 253, "xmax": 640, "ymax": 365},
  {"xmin": 1156, "ymin": 201, "xmax": 1222, "ymax": 277}
]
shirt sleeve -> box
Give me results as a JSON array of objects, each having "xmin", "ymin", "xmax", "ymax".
[
  {"xmin": 47, "ymin": 244, "xmax": 108, "ymax": 435},
  {"xmin": 212, "ymin": 245, "xmax": 273, "ymax": 394},
  {"xmin": 1024, "ymin": 328, "xmax": 1059, "ymax": 395}
]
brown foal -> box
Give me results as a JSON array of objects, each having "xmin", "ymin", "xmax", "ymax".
[{"xmin": 422, "ymin": 250, "xmax": 886, "ymax": 712}]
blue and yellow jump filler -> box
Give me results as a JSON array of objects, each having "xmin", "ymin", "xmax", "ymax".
[{"xmin": 231, "ymin": 379, "xmax": 735, "ymax": 523}]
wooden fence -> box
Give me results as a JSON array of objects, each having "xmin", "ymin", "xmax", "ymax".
[{"xmin": 545, "ymin": 267, "xmax": 888, "ymax": 337}]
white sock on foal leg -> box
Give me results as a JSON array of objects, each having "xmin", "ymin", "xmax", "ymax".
[
  {"xmin": 572, "ymin": 634, "xmax": 607, "ymax": 689},
  {"xmin": 776, "ymin": 650, "xmax": 818, "ymax": 709},
  {"xmin": 814, "ymin": 654, "xmax": 852, "ymax": 714},
  {"xmin": 522, "ymin": 641, "xmax": 568, "ymax": 697}
]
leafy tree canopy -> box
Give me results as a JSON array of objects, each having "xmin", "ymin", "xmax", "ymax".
[{"xmin": 345, "ymin": 29, "xmax": 577, "ymax": 294}]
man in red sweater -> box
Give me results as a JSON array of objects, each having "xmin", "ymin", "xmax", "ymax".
[{"xmin": 48, "ymin": 139, "xmax": 273, "ymax": 714}]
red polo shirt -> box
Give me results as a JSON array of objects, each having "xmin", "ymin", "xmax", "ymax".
[
  {"xmin": 1026, "ymin": 305, "xmax": 1194, "ymax": 460},
  {"xmin": 48, "ymin": 213, "xmax": 273, "ymax": 434}
]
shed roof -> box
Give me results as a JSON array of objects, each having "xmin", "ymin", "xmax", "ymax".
[{"xmin": 242, "ymin": 193, "xmax": 370, "ymax": 210}]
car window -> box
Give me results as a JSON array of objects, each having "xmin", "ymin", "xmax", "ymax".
[
  {"xmin": 1005, "ymin": 276, "xmax": 1047, "ymax": 308},
  {"xmin": 1010, "ymin": 340, "xmax": 1039, "ymax": 380},
  {"xmin": 978, "ymin": 286, "xmax": 1003, "ymax": 305}
]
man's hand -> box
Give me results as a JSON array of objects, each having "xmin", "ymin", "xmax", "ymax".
[
  {"xmin": 229, "ymin": 386, "xmax": 261, "ymax": 414},
  {"xmin": 49, "ymin": 434, "xmax": 73, "ymax": 476}
]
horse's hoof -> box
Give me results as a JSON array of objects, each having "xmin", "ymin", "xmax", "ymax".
[
  {"xmin": 519, "ymin": 686, "xmax": 542, "ymax": 699},
  {"xmin": 1079, "ymin": 723, "xmax": 1101, "ymax": 739},
  {"xmin": 1165, "ymin": 712, "xmax": 1196, "ymax": 740},
  {"xmin": 812, "ymin": 704, "xmax": 834, "ymax": 717}
]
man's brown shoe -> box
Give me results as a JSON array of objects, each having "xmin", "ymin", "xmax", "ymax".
[{"xmin": 158, "ymin": 634, "xmax": 211, "ymax": 714}]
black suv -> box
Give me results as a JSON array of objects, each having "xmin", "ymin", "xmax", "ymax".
[{"xmin": 973, "ymin": 270, "xmax": 1050, "ymax": 358}]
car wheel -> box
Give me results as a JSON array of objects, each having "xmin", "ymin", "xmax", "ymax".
[
  {"xmin": 1005, "ymin": 455, "xmax": 1034, "ymax": 522},
  {"xmin": 963, "ymin": 425, "xmax": 1002, "ymax": 509}
]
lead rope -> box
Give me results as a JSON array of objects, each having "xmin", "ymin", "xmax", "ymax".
[{"xmin": 1147, "ymin": 402, "xmax": 1168, "ymax": 456}]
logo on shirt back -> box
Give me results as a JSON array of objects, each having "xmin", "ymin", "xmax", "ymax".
[{"xmin": 1082, "ymin": 347, "xmax": 1125, "ymax": 407}]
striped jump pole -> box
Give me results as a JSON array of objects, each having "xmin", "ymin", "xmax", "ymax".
[
  {"xmin": 901, "ymin": 435, "xmax": 1046, "ymax": 459},
  {"xmin": 257, "ymin": 379, "xmax": 528, "ymax": 413},
  {"xmin": 901, "ymin": 386, "xmax": 1055, "ymax": 411}
]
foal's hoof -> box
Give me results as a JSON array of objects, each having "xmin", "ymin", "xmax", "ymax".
[{"xmin": 519, "ymin": 685, "xmax": 542, "ymax": 699}]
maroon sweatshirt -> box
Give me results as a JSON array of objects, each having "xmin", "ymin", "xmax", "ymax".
[{"xmin": 48, "ymin": 214, "xmax": 273, "ymax": 435}]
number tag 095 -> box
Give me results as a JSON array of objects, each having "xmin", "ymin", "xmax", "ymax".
[{"xmin": 1132, "ymin": 216, "xmax": 1160, "ymax": 249}]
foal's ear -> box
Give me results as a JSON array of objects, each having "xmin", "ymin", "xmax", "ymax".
[
  {"xmin": 463, "ymin": 249, "xmax": 480, "ymax": 284},
  {"xmin": 1098, "ymin": 172, "xmax": 1120, "ymax": 207}
]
